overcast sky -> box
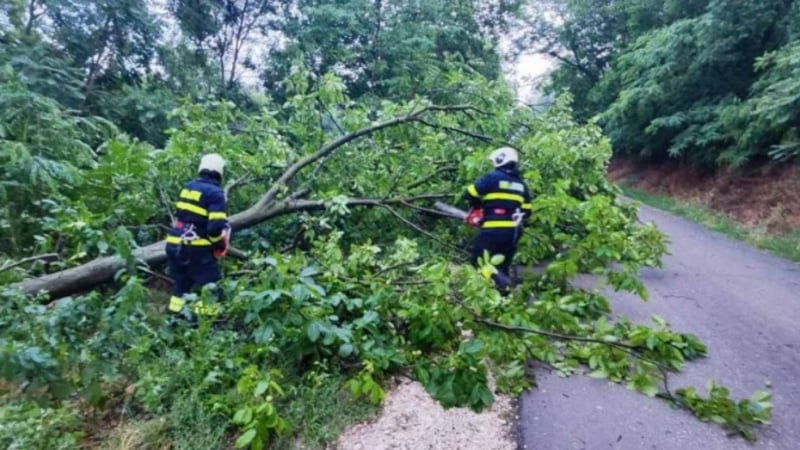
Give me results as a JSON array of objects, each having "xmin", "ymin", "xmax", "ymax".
[{"xmin": 504, "ymin": 51, "xmax": 557, "ymax": 103}]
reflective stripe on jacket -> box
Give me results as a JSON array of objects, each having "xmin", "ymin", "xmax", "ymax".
[
  {"xmin": 168, "ymin": 174, "xmax": 228, "ymax": 246},
  {"xmin": 464, "ymin": 165, "xmax": 532, "ymax": 229}
]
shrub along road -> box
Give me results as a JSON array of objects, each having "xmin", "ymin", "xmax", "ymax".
[{"xmin": 518, "ymin": 203, "xmax": 800, "ymax": 450}]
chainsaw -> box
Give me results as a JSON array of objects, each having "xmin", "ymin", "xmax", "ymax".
[{"xmin": 213, "ymin": 226, "xmax": 232, "ymax": 259}]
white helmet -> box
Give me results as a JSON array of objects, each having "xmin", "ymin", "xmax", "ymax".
[
  {"xmin": 488, "ymin": 146, "xmax": 519, "ymax": 168},
  {"xmin": 198, "ymin": 153, "xmax": 225, "ymax": 177}
]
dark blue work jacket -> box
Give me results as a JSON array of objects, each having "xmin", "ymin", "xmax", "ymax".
[
  {"xmin": 166, "ymin": 173, "xmax": 228, "ymax": 247},
  {"xmin": 465, "ymin": 165, "xmax": 532, "ymax": 229}
]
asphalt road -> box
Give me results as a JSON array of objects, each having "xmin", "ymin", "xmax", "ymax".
[{"xmin": 517, "ymin": 203, "xmax": 800, "ymax": 450}]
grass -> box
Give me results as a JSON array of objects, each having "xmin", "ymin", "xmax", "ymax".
[
  {"xmin": 620, "ymin": 185, "xmax": 800, "ymax": 262},
  {"xmin": 103, "ymin": 419, "xmax": 172, "ymax": 450},
  {"xmin": 92, "ymin": 328, "xmax": 380, "ymax": 450},
  {"xmin": 272, "ymin": 372, "xmax": 380, "ymax": 450},
  {"xmin": 97, "ymin": 372, "xmax": 378, "ymax": 450}
]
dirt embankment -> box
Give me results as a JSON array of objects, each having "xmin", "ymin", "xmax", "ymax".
[{"xmin": 608, "ymin": 158, "xmax": 800, "ymax": 233}]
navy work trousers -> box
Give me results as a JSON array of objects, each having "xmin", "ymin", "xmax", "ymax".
[
  {"xmin": 166, "ymin": 244, "xmax": 222, "ymax": 307},
  {"xmin": 470, "ymin": 228, "xmax": 519, "ymax": 291}
]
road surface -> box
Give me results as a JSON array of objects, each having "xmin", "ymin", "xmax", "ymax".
[{"xmin": 517, "ymin": 203, "xmax": 800, "ymax": 450}]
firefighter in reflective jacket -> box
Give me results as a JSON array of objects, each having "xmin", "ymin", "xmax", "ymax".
[
  {"xmin": 464, "ymin": 147, "xmax": 532, "ymax": 291},
  {"xmin": 165, "ymin": 153, "xmax": 230, "ymax": 319}
]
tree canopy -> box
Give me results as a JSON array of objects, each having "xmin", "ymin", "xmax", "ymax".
[{"xmin": 529, "ymin": 0, "xmax": 800, "ymax": 167}]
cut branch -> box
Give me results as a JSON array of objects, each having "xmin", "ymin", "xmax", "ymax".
[{"xmin": 475, "ymin": 317, "xmax": 673, "ymax": 373}]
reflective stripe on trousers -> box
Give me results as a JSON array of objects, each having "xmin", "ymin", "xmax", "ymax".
[{"xmin": 168, "ymin": 295, "xmax": 220, "ymax": 317}]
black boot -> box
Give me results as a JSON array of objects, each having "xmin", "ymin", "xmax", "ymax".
[{"xmin": 492, "ymin": 272, "xmax": 515, "ymax": 295}]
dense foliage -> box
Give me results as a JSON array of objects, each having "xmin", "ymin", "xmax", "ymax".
[
  {"xmin": 261, "ymin": 0, "xmax": 521, "ymax": 101},
  {"xmin": 527, "ymin": 0, "xmax": 800, "ymax": 167},
  {"xmin": 0, "ymin": 1, "xmax": 774, "ymax": 449}
]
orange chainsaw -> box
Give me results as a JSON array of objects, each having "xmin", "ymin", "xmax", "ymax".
[
  {"xmin": 465, "ymin": 207, "xmax": 483, "ymax": 227},
  {"xmin": 433, "ymin": 202, "xmax": 483, "ymax": 227}
]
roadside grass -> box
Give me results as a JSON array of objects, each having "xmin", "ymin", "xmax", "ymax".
[
  {"xmin": 96, "ymin": 329, "xmax": 379, "ymax": 450},
  {"xmin": 99, "ymin": 371, "xmax": 378, "ymax": 450},
  {"xmin": 619, "ymin": 185, "xmax": 800, "ymax": 263},
  {"xmin": 272, "ymin": 373, "xmax": 380, "ymax": 450}
]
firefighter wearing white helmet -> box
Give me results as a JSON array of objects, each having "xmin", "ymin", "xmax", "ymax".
[
  {"xmin": 199, "ymin": 153, "xmax": 226, "ymax": 177},
  {"xmin": 488, "ymin": 146, "xmax": 519, "ymax": 168},
  {"xmin": 464, "ymin": 146, "xmax": 532, "ymax": 293},
  {"xmin": 165, "ymin": 153, "xmax": 230, "ymax": 325}
]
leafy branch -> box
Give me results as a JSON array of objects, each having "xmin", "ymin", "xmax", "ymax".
[
  {"xmin": 251, "ymin": 104, "xmax": 477, "ymax": 215},
  {"xmin": 465, "ymin": 307, "xmax": 771, "ymax": 441}
]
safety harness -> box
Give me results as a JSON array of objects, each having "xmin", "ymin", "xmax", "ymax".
[
  {"xmin": 511, "ymin": 207, "xmax": 525, "ymax": 243},
  {"xmin": 173, "ymin": 221, "xmax": 201, "ymax": 265}
]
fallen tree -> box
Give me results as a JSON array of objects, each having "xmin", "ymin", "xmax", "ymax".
[
  {"xmin": 12, "ymin": 105, "xmax": 479, "ymax": 300},
  {"xmin": 1, "ymin": 81, "xmax": 774, "ymax": 445}
]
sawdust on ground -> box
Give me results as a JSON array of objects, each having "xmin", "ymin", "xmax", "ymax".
[{"xmin": 335, "ymin": 377, "xmax": 517, "ymax": 450}]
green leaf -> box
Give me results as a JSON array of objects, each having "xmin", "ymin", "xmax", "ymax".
[
  {"xmin": 415, "ymin": 367, "xmax": 430, "ymax": 385},
  {"xmin": 254, "ymin": 326, "xmax": 274, "ymax": 344},
  {"xmin": 641, "ymin": 384, "xmax": 659, "ymax": 397},
  {"xmin": 235, "ymin": 429, "xmax": 257, "ymax": 448},
  {"xmin": 478, "ymin": 384, "xmax": 494, "ymax": 407},
  {"xmin": 369, "ymin": 384, "xmax": 385, "ymax": 404},
  {"xmin": 255, "ymin": 381, "xmax": 269, "ymax": 397},
  {"xmin": 489, "ymin": 254, "xmax": 505, "ymax": 266},
  {"xmin": 338, "ymin": 343, "xmax": 354, "ymax": 358},
  {"xmin": 462, "ymin": 339, "xmax": 484, "ymax": 354},
  {"xmin": 347, "ymin": 379, "xmax": 362, "ymax": 396},
  {"xmin": 301, "ymin": 266, "xmax": 319, "ymax": 277},
  {"xmin": 307, "ymin": 322, "xmax": 322, "ymax": 342},
  {"xmin": 588, "ymin": 370, "xmax": 608, "ymax": 379},
  {"xmin": 710, "ymin": 415, "xmax": 726, "ymax": 424}
]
